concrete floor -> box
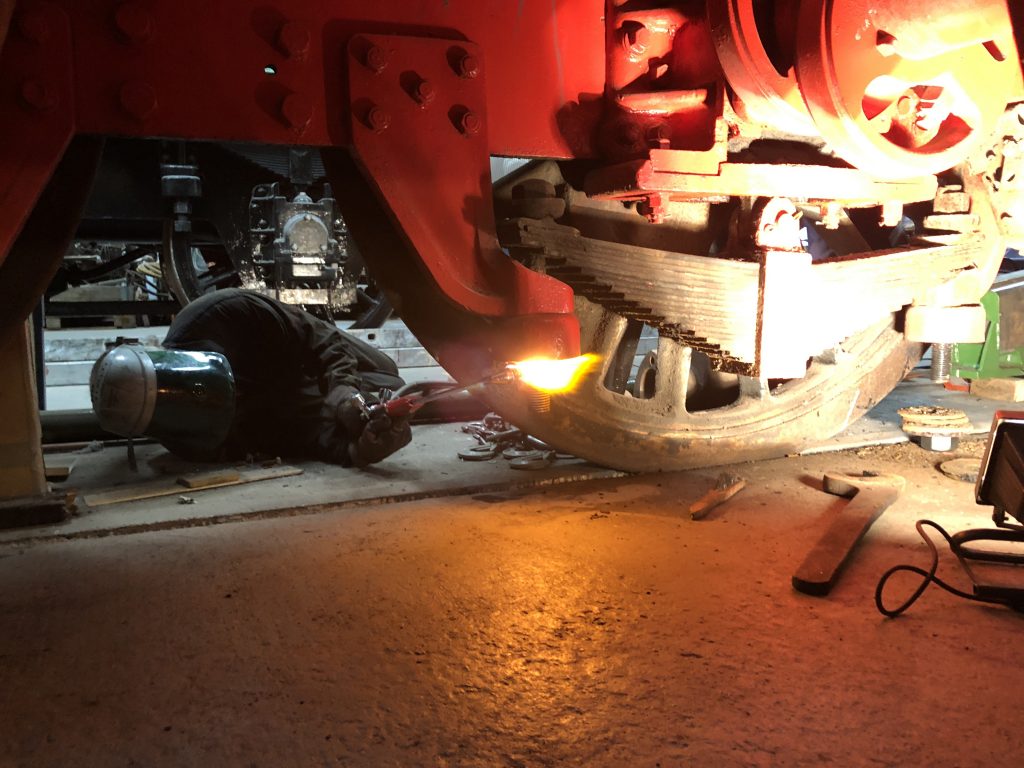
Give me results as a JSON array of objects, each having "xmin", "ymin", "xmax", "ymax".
[{"xmin": 2, "ymin": 438, "xmax": 1023, "ymax": 767}]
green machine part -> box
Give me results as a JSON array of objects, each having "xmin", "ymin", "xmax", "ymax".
[{"xmin": 952, "ymin": 274, "xmax": 1024, "ymax": 380}]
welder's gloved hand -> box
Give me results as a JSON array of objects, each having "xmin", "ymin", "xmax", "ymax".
[
  {"xmin": 329, "ymin": 386, "xmax": 370, "ymax": 437},
  {"xmin": 349, "ymin": 412, "xmax": 412, "ymax": 467}
]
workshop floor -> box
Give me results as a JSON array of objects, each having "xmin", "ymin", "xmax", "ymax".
[{"xmin": 2, "ymin": 436, "xmax": 1023, "ymax": 767}]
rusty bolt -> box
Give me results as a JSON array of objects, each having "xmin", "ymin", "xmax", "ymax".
[
  {"xmin": 119, "ymin": 80, "xmax": 158, "ymax": 121},
  {"xmin": 880, "ymin": 200, "xmax": 904, "ymax": 228},
  {"xmin": 458, "ymin": 110, "xmax": 481, "ymax": 136},
  {"xmin": 366, "ymin": 106, "xmax": 391, "ymax": 132},
  {"xmin": 281, "ymin": 93, "xmax": 313, "ymax": 134},
  {"xmin": 821, "ymin": 201, "xmax": 842, "ymax": 230},
  {"xmin": 20, "ymin": 80, "xmax": 57, "ymax": 113},
  {"xmin": 456, "ymin": 54, "xmax": 480, "ymax": 79},
  {"xmin": 278, "ymin": 22, "xmax": 311, "ymax": 60},
  {"xmin": 638, "ymin": 193, "xmax": 669, "ymax": 224},
  {"xmin": 413, "ymin": 79, "xmax": 436, "ymax": 105},
  {"xmin": 620, "ymin": 24, "xmax": 650, "ymax": 59},
  {"xmin": 114, "ymin": 3, "xmax": 153, "ymax": 44},
  {"xmin": 16, "ymin": 9, "xmax": 50, "ymax": 43},
  {"xmin": 364, "ymin": 45, "xmax": 389, "ymax": 73},
  {"xmin": 646, "ymin": 123, "xmax": 671, "ymax": 150}
]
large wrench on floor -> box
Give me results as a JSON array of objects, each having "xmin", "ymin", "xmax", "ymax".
[{"xmin": 793, "ymin": 472, "xmax": 906, "ymax": 596}]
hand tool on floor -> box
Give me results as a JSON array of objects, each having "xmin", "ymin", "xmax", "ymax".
[
  {"xmin": 458, "ymin": 413, "xmax": 566, "ymax": 469},
  {"xmin": 792, "ymin": 471, "xmax": 905, "ymax": 596},
  {"xmin": 689, "ymin": 472, "xmax": 746, "ymax": 520}
]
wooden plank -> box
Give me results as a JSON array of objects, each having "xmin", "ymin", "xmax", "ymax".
[
  {"xmin": 82, "ymin": 465, "xmax": 303, "ymax": 507},
  {"xmin": 44, "ymin": 462, "xmax": 74, "ymax": 482},
  {"xmin": 0, "ymin": 492, "xmax": 70, "ymax": 529},
  {"xmin": 971, "ymin": 377, "xmax": 1024, "ymax": 403},
  {"xmin": 178, "ymin": 469, "xmax": 242, "ymax": 489}
]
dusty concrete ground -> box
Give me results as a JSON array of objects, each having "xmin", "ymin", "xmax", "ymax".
[{"xmin": 1, "ymin": 440, "xmax": 1022, "ymax": 767}]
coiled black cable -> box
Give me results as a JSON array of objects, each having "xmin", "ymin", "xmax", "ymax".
[{"xmin": 874, "ymin": 520, "xmax": 1012, "ymax": 617}]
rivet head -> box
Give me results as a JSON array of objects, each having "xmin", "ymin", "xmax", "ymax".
[
  {"xmin": 365, "ymin": 45, "xmax": 389, "ymax": 73},
  {"xmin": 278, "ymin": 22, "xmax": 310, "ymax": 59},
  {"xmin": 457, "ymin": 54, "xmax": 480, "ymax": 79},
  {"xmin": 20, "ymin": 79, "xmax": 57, "ymax": 112},
  {"xmin": 414, "ymin": 80, "xmax": 436, "ymax": 105},
  {"xmin": 459, "ymin": 111, "xmax": 481, "ymax": 136},
  {"xmin": 366, "ymin": 106, "xmax": 391, "ymax": 132},
  {"xmin": 16, "ymin": 10, "xmax": 50, "ymax": 43},
  {"xmin": 119, "ymin": 80, "xmax": 158, "ymax": 120},
  {"xmin": 114, "ymin": 3, "xmax": 153, "ymax": 44},
  {"xmin": 281, "ymin": 93, "xmax": 313, "ymax": 134}
]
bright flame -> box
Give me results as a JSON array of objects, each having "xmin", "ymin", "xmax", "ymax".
[{"xmin": 509, "ymin": 354, "xmax": 598, "ymax": 393}]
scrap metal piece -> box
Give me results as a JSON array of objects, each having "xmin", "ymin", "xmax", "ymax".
[
  {"xmin": 458, "ymin": 412, "xmax": 565, "ymax": 468},
  {"xmin": 793, "ymin": 471, "xmax": 906, "ymax": 596},
  {"xmin": 689, "ymin": 472, "xmax": 746, "ymax": 520},
  {"xmin": 457, "ymin": 445, "xmax": 499, "ymax": 461},
  {"xmin": 509, "ymin": 451, "xmax": 556, "ymax": 470},
  {"xmin": 938, "ymin": 458, "xmax": 980, "ymax": 483}
]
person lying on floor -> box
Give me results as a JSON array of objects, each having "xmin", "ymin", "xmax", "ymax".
[{"xmin": 89, "ymin": 288, "xmax": 411, "ymax": 466}]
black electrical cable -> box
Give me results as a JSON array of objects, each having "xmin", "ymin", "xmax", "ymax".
[{"xmin": 874, "ymin": 519, "xmax": 1018, "ymax": 617}]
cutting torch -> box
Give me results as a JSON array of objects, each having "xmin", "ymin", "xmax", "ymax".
[{"xmin": 356, "ymin": 365, "xmax": 518, "ymax": 421}]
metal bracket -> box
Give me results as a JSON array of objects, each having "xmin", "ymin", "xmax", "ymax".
[
  {"xmin": 0, "ymin": 2, "xmax": 75, "ymax": 273},
  {"xmin": 346, "ymin": 33, "xmax": 579, "ymax": 359}
]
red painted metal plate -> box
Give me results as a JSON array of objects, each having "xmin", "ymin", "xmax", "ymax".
[
  {"xmin": 58, "ymin": 0, "xmax": 604, "ymax": 158},
  {"xmin": 347, "ymin": 32, "xmax": 574, "ymax": 319},
  {"xmin": 0, "ymin": 3, "xmax": 74, "ymax": 271}
]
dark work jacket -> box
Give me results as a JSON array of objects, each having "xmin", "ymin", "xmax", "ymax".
[{"xmin": 162, "ymin": 289, "xmax": 405, "ymax": 463}]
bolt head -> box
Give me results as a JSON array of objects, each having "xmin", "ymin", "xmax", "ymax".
[
  {"xmin": 457, "ymin": 54, "xmax": 480, "ymax": 79},
  {"xmin": 414, "ymin": 80, "xmax": 436, "ymax": 105},
  {"xmin": 20, "ymin": 80, "xmax": 57, "ymax": 112},
  {"xmin": 119, "ymin": 80, "xmax": 158, "ymax": 120},
  {"xmin": 16, "ymin": 10, "xmax": 50, "ymax": 43},
  {"xmin": 365, "ymin": 45, "xmax": 389, "ymax": 73},
  {"xmin": 459, "ymin": 111, "xmax": 481, "ymax": 136},
  {"xmin": 281, "ymin": 93, "xmax": 313, "ymax": 134},
  {"xmin": 278, "ymin": 22, "xmax": 311, "ymax": 59},
  {"xmin": 646, "ymin": 123, "xmax": 671, "ymax": 149},
  {"xmin": 367, "ymin": 106, "xmax": 391, "ymax": 132},
  {"xmin": 114, "ymin": 3, "xmax": 153, "ymax": 44}
]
